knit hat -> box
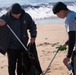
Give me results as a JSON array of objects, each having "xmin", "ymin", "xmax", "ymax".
[
  {"xmin": 11, "ymin": 3, "xmax": 22, "ymax": 14},
  {"xmin": 52, "ymin": 2, "xmax": 68, "ymax": 14}
]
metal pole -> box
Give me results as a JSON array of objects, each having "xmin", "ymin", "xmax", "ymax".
[
  {"xmin": 7, "ymin": 24, "xmax": 28, "ymax": 51},
  {"xmin": 42, "ymin": 45, "xmax": 67, "ymax": 75},
  {"xmin": 43, "ymin": 52, "xmax": 58, "ymax": 75}
]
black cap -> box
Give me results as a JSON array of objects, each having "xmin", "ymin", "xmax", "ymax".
[
  {"xmin": 52, "ymin": 2, "xmax": 68, "ymax": 14},
  {"xmin": 11, "ymin": 3, "xmax": 22, "ymax": 14}
]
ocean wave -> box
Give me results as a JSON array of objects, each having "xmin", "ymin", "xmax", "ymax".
[{"xmin": 0, "ymin": 2, "xmax": 76, "ymax": 20}]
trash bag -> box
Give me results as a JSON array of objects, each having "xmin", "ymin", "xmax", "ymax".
[
  {"xmin": 22, "ymin": 50, "xmax": 33, "ymax": 75},
  {"xmin": 22, "ymin": 43, "xmax": 42, "ymax": 75}
]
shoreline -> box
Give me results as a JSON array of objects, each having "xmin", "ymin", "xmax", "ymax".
[{"xmin": 35, "ymin": 18, "xmax": 65, "ymax": 25}]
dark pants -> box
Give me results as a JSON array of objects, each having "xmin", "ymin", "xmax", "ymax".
[
  {"xmin": 7, "ymin": 49, "xmax": 23, "ymax": 75},
  {"xmin": 71, "ymin": 51, "xmax": 76, "ymax": 75}
]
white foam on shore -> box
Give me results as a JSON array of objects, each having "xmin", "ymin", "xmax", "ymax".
[{"xmin": 0, "ymin": 1, "xmax": 75, "ymax": 24}]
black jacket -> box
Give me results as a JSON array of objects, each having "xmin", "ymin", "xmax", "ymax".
[{"xmin": 0, "ymin": 9, "xmax": 37, "ymax": 54}]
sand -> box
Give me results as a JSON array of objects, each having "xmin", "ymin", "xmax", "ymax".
[{"xmin": 0, "ymin": 24, "xmax": 73, "ymax": 75}]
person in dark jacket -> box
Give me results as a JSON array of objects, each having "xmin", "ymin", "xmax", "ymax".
[
  {"xmin": 52, "ymin": 2, "xmax": 76, "ymax": 75},
  {"xmin": 0, "ymin": 3, "xmax": 37, "ymax": 75}
]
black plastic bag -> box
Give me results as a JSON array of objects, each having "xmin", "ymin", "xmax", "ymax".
[{"xmin": 22, "ymin": 43, "xmax": 42, "ymax": 75}]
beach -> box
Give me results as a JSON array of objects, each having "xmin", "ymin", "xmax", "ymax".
[
  {"xmin": 0, "ymin": 24, "xmax": 73, "ymax": 75},
  {"xmin": 36, "ymin": 24, "xmax": 71, "ymax": 75},
  {"xmin": 0, "ymin": 0, "xmax": 75, "ymax": 75}
]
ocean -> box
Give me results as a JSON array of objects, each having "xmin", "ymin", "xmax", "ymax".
[{"xmin": 0, "ymin": 0, "xmax": 76, "ymax": 24}]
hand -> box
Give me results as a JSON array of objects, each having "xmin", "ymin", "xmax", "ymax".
[
  {"xmin": 30, "ymin": 38, "xmax": 36, "ymax": 44},
  {"xmin": 0, "ymin": 19, "xmax": 6, "ymax": 26},
  {"xmin": 60, "ymin": 44, "xmax": 67, "ymax": 51},
  {"xmin": 63, "ymin": 57, "xmax": 70, "ymax": 66}
]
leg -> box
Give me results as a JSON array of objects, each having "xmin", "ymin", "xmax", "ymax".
[
  {"xmin": 71, "ymin": 52, "xmax": 76, "ymax": 75},
  {"xmin": 17, "ymin": 49, "xmax": 23, "ymax": 75},
  {"xmin": 73, "ymin": 55, "xmax": 76, "ymax": 75},
  {"xmin": 7, "ymin": 49, "xmax": 17, "ymax": 75}
]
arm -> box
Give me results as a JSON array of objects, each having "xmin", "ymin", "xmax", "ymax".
[
  {"xmin": 67, "ymin": 31, "xmax": 75, "ymax": 58},
  {"xmin": 61, "ymin": 40, "xmax": 68, "ymax": 49},
  {"xmin": 65, "ymin": 40, "xmax": 69, "ymax": 45},
  {"xmin": 63, "ymin": 31, "xmax": 75, "ymax": 66},
  {"xmin": 27, "ymin": 14, "xmax": 37, "ymax": 43},
  {"xmin": 28, "ymin": 15, "xmax": 37, "ymax": 38}
]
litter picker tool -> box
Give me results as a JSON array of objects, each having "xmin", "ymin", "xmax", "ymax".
[
  {"xmin": 7, "ymin": 24, "xmax": 28, "ymax": 51},
  {"xmin": 42, "ymin": 45, "xmax": 67, "ymax": 75}
]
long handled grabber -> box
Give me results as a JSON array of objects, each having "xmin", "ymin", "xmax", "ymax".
[
  {"xmin": 42, "ymin": 45, "xmax": 67, "ymax": 75},
  {"xmin": 7, "ymin": 24, "xmax": 28, "ymax": 51}
]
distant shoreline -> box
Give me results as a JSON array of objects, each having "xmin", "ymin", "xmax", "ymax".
[{"xmin": 35, "ymin": 18, "xmax": 65, "ymax": 25}]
